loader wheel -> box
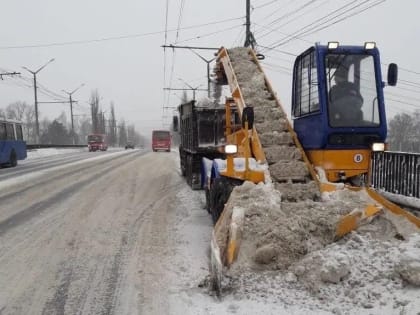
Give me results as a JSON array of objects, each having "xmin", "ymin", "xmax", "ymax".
[{"xmin": 209, "ymin": 177, "xmax": 240, "ymax": 224}]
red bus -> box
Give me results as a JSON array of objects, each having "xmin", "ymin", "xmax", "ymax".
[
  {"xmin": 87, "ymin": 134, "xmax": 108, "ymax": 152},
  {"xmin": 152, "ymin": 130, "xmax": 171, "ymax": 152}
]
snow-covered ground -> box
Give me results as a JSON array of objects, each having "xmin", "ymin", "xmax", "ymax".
[
  {"xmin": 26, "ymin": 147, "xmax": 115, "ymax": 159},
  {"xmin": 3, "ymin": 148, "xmax": 419, "ymax": 315},
  {"xmin": 172, "ymin": 159, "xmax": 420, "ymax": 315}
]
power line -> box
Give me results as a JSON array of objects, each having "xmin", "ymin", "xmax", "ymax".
[
  {"xmin": 252, "ymin": 0, "xmax": 279, "ymax": 10},
  {"xmin": 299, "ymin": 0, "xmax": 387, "ymax": 41},
  {"xmin": 253, "ymin": 22, "xmax": 313, "ymax": 46},
  {"xmin": 255, "ymin": 0, "xmax": 320, "ymax": 37},
  {"xmin": 163, "ymin": 0, "xmax": 170, "ymax": 116},
  {"xmin": 262, "ymin": 0, "xmax": 368, "ymax": 50},
  {"xmin": 263, "ymin": 0, "xmax": 386, "ymax": 51},
  {"xmin": 175, "ymin": 0, "xmax": 187, "ymax": 44},
  {"xmin": 0, "ymin": 16, "xmax": 245, "ymax": 50},
  {"xmin": 176, "ymin": 24, "xmax": 243, "ymax": 44},
  {"xmin": 256, "ymin": 0, "xmax": 329, "ymax": 40},
  {"xmin": 253, "ymin": 0, "xmax": 296, "ymax": 28}
]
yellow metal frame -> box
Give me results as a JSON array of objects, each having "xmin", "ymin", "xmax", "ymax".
[
  {"xmin": 220, "ymin": 98, "xmax": 265, "ymax": 183},
  {"xmin": 307, "ymin": 149, "xmax": 371, "ymax": 182},
  {"xmin": 216, "ymin": 47, "xmax": 318, "ymax": 185}
]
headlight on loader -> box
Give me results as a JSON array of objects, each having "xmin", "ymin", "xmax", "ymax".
[
  {"xmin": 372, "ymin": 142, "xmax": 385, "ymax": 152},
  {"xmin": 225, "ymin": 144, "xmax": 238, "ymax": 154}
]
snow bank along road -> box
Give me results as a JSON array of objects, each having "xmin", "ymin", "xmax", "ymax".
[{"xmin": 0, "ymin": 149, "xmax": 216, "ymax": 314}]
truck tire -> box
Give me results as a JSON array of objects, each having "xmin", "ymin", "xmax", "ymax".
[
  {"xmin": 9, "ymin": 150, "xmax": 17, "ymax": 167},
  {"xmin": 205, "ymin": 188, "xmax": 211, "ymax": 214},
  {"xmin": 208, "ymin": 177, "xmax": 232, "ymax": 224},
  {"xmin": 180, "ymin": 149, "xmax": 186, "ymax": 177},
  {"xmin": 209, "ymin": 177, "xmax": 243, "ymax": 224},
  {"xmin": 186, "ymin": 154, "xmax": 193, "ymax": 187}
]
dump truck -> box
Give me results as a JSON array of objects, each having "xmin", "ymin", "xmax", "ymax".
[
  {"xmin": 178, "ymin": 100, "xmax": 226, "ymax": 189},
  {"xmin": 202, "ymin": 44, "xmax": 420, "ymax": 292}
]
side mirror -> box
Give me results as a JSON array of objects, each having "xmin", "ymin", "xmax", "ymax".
[
  {"xmin": 242, "ymin": 106, "xmax": 254, "ymax": 129},
  {"xmin": 387, "ymin": 63, "xmax": 398, "ymax": 86}
]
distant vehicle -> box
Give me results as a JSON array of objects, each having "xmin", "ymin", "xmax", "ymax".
[
  {"xmin": 0, "ymin": 119, "xmax": 27, "ymax": 167},
  {"xmin": 152, "ymin": 130, "xmax": 171, "ymax": 152},
  {"xmin": 87, "ymin": 134, "xmax": 108, "ymax": 152},
  {"xmin": 125, "ymin": 141, "xmax": 135, "ymax": 149}
]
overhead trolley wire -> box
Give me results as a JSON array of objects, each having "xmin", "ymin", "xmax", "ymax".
[
  {"xmin": 252, "ymin": 0, "xmax": 279, "ymax": 10},
  {"xmin": 0, "ymin": 16, "xmax": 245, "ymax": 50},
  {"xmin": 165, "ymin": 0, "xmax": 187, "ymax": 112},
  {"xmin": 255, "ymin": 0, "xmax": 320, "ymax": 37},
  {"xmin": 176, "ymin": 23, "xmax": 243, "ymax": 44},
  {"xmin": 297, "ymin": 0, "xmax": 387, "ymax": 40},
  {"xmin": 262, "ymin": 0, "xmax": 387, "ymax": 51},
  {"xmin": 256, "ymin": 0, "xmax": 330, "ymax": 40},
  {"xmin": 253, "ymin": 0, "xmax": 297, "ymax": 29},
  {"xmin": 163, "ymin": 0, "xmax": 171, "ymax": 121},
  {"xmin": 262, "ymin": 0, "xmax": 370, "ymax": 50}
]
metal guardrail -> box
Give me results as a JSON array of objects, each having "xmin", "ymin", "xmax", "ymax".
[
  {"xmin": 371, "ymin": 151, "xmax": 420, "ymax": 199},
  {"xmin": 27, "ymin": 144, "xmax": 87, "ymax": 150}
]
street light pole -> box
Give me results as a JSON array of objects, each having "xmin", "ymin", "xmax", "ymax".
[
  {"xmin": 62, "ymin": 83, "xmax": 85, "ymax": 143},
  {"xmin": 22, "ymin": 58, "xmax": 55, "ymax": 143},
  {"xmin": 187, "ymin": 49, "xmax": 215, "ymax": 98},
  {"xmin": 178, "ymin": 78, "xmax": 202, "ymax": 101}
]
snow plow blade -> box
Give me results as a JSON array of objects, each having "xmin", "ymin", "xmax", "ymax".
[{"xmin": 335, "ymin": 203, "xmax": 382, "ymax": 238}]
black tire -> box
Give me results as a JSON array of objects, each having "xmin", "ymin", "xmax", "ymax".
[
  {"xmin": 205, "ymin": 188, "xmax": 211, "ymax": 214},
  {"xmin": 9, "ymin": 150, "xmax": 17, "ymax": 167},
  {"xmin": 209, "ymin": 177, "xmax": 232, "ymax": 224},
  {"xmin": 180, "ymin": 149, "xmax": 186, "ymax": 177},
  {"xmin": 186, "ymin": 154, "xmax": 193, "ymax": 187},
  {"xmin": 209, "ymin": 177, "xmax": 243, "ymax": 224}
]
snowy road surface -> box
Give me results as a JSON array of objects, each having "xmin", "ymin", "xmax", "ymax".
[
  {"xmin": 1, "ymin": 149, "xmax": 419, "ymax": 315},
  {"xmin": 0, "ymin": 149, "xmax": 213, "ymax": 314}
]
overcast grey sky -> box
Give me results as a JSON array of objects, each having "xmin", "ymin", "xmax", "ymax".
[{"xmin": 1, "ymin": 0, "xmax": 419, "ymax": 138}]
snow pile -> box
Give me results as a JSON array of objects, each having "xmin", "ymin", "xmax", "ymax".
[
  {"xmin": 218, "ymin": 182, "xmax": 357, "ymax": 274},
  {"xmin": 26, "ymin": 147, "xmax": 86, "ymax": 158},
  {"xmin": 213, "ymin": 181, "xmax": 420, "ymax": 314},
  {"xmin": 397, "ymin": 233, "xmax": 420, "ymax": 286}
]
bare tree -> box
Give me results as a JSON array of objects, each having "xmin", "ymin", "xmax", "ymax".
[
  {"xmin": 388, "ymin": 112, "xmax": 417, "ymax": 152},
  {"xmin": 89, "ymin": 90, "xmax": 101, "ymax": 133},
  {"xmin": 118, "ymin": 120, "xmax": 127, "ymax": 146},
  {"xmin": 5, "ymin": 101, "xmax": 36, "ymax": 143},
  {"xmin": 78, "ymin": 116, "xmax": 92, "ymax": 144},
  {"xmin": 109, "ymin": 102, "xmax": 117, "ymax": 146}
]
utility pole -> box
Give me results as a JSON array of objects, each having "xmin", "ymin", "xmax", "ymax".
[
  {"xmin": 62, "ymin": 83, "xmax": 85, "ymax": 144},
  {"xmin": 244, "ymin": 0, "xmax": 256, "ymax": 48},
  {"xmin": 22, "ymin": 58, "xmax": 55, "ymax": 143}
]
